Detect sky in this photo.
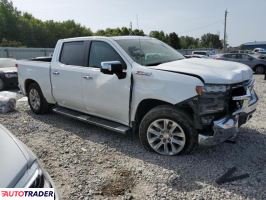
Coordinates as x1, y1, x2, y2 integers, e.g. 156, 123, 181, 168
11, 0, 266, 47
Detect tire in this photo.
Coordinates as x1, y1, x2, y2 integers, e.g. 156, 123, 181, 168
0, 78, 4, 90
139, 105, 197, 156
27, 83, 52, 114
255, 65, 265, 74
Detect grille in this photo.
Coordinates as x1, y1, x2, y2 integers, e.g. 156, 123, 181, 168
29, 170, 45, 188
29, 171, 45, 188
228, 80, 251, 113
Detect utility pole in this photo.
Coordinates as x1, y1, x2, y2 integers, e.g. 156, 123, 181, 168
129, 21, 132, 31
223, 9, 228, 52
129, 21, 133, 35
136, 15, 139, 30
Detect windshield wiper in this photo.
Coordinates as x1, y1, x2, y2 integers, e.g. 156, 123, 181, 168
145, 58, 184, 66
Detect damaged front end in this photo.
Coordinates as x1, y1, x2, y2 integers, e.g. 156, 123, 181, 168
187, 78, 258, 146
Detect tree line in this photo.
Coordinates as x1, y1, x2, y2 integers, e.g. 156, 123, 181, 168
0, 0, 223, 49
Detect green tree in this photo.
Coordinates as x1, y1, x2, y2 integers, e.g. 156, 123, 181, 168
0, 0, 93, 47
200, 33, 222, 49
149, 31, 168, 43
179, 36, 200, 49
167, 32, 180, 49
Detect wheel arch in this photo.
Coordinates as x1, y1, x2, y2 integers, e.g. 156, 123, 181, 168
133, 98, 196, 132
24, 79, 39, 95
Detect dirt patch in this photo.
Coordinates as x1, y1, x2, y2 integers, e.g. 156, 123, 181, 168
100, 169, 135, 196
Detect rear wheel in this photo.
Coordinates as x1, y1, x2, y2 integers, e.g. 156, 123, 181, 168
27, 83, 52, 114
0, 78, 4, 90
255, 65, 265, 74
139, 105, 197, 156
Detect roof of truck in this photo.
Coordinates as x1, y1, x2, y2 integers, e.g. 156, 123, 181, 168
60, 35, 152, 42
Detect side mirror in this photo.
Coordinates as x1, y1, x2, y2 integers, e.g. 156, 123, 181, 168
100, 61, 126, 79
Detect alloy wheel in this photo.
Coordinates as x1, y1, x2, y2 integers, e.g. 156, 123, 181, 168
29, 89, 41, 111
147, 119, 186, 155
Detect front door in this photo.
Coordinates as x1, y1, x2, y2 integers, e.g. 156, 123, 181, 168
82, 40, 131, 125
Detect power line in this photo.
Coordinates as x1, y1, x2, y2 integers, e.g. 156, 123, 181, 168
179, 19, 224, 34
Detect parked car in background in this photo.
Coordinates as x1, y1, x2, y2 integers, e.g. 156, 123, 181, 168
0, 58, 18, 90
215, 53, 266, 74
185, 54, 209, 59
253, 48, 266, 53
0, 124, 59, 198
192, 50, 210, 57
18, 36, 258, 156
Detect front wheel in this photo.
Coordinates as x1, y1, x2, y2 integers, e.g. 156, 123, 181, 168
139, 105, 197, 156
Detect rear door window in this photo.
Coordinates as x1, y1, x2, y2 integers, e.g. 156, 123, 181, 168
60, 41, 85, 66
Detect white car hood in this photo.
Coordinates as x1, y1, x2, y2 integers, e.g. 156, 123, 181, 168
152, 58, 253, 84
0, 67, 17, 73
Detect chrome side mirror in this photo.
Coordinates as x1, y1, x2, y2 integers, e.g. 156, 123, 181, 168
100, 61, 126, 79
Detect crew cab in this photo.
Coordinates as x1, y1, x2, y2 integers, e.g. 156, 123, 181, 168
18, 36, 258, 156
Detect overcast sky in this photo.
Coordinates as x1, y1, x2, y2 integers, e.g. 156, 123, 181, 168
11, 0, 266, 46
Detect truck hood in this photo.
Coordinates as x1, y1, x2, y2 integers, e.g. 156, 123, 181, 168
152, 58, 253, 84
0, 125, 36, 187
0, 67, 17, 73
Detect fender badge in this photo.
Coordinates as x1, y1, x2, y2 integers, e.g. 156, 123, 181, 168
135, 71, 152, 76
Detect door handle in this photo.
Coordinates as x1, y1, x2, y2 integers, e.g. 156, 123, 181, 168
53, 71, 60, 75
83, 75, 93, 80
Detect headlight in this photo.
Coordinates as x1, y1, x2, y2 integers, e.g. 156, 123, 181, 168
196, 84, 229, 95
204, 84, 228, 93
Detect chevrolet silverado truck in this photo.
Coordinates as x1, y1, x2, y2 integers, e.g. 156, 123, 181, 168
18, 36, 258, 156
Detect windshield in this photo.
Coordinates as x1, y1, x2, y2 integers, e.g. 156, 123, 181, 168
115, 38, 184, 66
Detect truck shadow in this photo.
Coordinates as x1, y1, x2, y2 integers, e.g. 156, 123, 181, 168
28, 111, 266, 199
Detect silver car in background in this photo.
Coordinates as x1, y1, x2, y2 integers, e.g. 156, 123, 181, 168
0, 124, 59, 198
215, 53, 266, 74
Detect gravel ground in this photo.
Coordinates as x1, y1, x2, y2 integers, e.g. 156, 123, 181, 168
1, 75, 266, 200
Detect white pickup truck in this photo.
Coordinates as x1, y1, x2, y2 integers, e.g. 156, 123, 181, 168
18, 36, 258, 156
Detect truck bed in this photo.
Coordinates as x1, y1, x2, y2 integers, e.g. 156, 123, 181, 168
17, 59, 54, 103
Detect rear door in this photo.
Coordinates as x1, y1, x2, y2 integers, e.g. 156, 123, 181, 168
51, 41, 89, 111
82, 40, 131, 125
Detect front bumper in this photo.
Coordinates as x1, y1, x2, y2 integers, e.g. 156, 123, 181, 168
198, 82, 258, 146
15, 161, 60, 199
